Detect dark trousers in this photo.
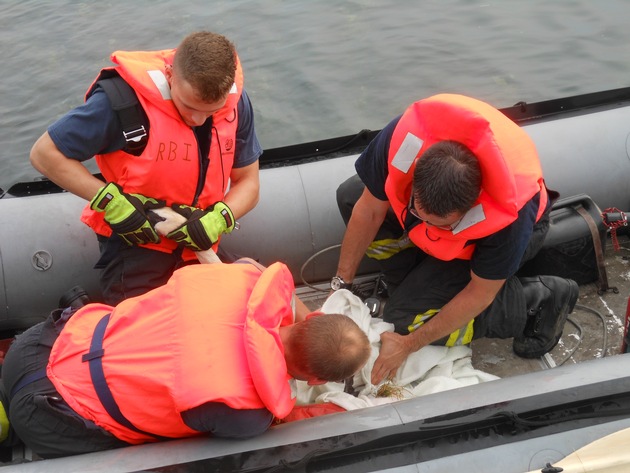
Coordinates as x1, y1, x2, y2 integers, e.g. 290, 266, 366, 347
0, 310, 127, 459
95, 235, 187, 306
96, 235, 240, 306
336, 175, 551, 341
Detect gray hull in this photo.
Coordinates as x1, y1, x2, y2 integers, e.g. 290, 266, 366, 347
2, 354, 630, 472
2, 89, 630, 330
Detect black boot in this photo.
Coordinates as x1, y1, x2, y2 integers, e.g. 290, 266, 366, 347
58, 285, 90, 310
513, 276, 579, 359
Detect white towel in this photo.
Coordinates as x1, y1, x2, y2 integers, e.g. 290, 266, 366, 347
295, 290, 499, 410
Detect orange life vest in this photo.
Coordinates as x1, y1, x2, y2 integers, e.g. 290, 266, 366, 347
80, 49, 244, 257
46, 262, 296, 444
384, 94, 548, 261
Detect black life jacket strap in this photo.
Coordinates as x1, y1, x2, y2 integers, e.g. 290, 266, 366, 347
82, 313, 168, 441
97, 76, 149, 156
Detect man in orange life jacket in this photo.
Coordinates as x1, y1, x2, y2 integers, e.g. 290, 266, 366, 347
0, 259, 371, 458
30, 31, 262, 305
333, 94, 579, 385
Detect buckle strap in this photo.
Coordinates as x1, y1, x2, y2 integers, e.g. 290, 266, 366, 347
575, 205, 614, 294
83, 313, 167, 441
97, 75, 149, 155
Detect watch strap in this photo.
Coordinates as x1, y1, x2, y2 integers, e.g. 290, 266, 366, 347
331, 276, 352, 291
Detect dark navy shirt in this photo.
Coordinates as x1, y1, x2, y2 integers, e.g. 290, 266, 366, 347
181, 402, 273, 438
48, 87, 262, 167
355, 115, 543, 280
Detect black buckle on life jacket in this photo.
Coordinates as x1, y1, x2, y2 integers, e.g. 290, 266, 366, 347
96, 74, 150, 156
123, 126, 148, 144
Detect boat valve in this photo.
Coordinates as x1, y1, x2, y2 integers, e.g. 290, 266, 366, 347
601, 208, 627, 226
601, 207, 628, 252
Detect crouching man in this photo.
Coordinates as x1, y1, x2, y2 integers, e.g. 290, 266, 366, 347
0, 260, 370, 458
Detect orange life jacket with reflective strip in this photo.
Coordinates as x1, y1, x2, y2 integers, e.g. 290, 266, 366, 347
46, 262, 296, 444
385, 94, 548, 261
80, 49, 244, 257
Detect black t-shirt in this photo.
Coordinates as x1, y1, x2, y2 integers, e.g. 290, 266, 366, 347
355, 115, 544, 280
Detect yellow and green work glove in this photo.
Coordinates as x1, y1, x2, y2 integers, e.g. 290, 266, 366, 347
167, 202, 235, 251
90, 182, 165, 246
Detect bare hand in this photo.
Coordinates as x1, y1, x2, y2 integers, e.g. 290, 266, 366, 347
371, 331, 412, 385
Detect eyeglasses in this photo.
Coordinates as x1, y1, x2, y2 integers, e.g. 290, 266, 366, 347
408, 203, 421, 220
408, 195, 462, 231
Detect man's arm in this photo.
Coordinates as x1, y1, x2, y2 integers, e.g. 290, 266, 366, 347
30, 131, 105, 201
336, 187, 391, 283
235, 257, 311, 323
223, 160, 260, 220
371, 273, 505, 384
294, 296, 312, 323
181, 402, 273, 439
29, 89, 124, 202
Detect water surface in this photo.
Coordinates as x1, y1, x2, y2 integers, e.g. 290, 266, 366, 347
1, 0, 629, 191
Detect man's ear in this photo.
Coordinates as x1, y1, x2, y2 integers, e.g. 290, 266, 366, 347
305, 311, 324, 320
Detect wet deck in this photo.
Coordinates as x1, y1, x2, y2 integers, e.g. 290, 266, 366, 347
297, 232, 630, 379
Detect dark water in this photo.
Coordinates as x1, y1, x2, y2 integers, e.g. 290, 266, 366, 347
2, 0, 630, 192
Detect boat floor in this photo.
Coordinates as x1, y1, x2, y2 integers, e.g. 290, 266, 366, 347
297, 232, 630, 378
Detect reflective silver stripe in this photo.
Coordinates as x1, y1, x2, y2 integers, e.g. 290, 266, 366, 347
147, 70, 171, 100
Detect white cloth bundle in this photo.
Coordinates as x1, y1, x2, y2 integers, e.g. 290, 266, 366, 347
295, 289, 499, 410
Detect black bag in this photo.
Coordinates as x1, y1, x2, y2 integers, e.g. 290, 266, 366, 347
518, 194, 608, 288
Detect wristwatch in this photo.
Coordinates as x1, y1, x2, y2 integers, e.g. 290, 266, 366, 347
330, 276, 352, 291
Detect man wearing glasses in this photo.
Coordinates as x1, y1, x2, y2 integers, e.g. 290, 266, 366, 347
333, 94, 579, 385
